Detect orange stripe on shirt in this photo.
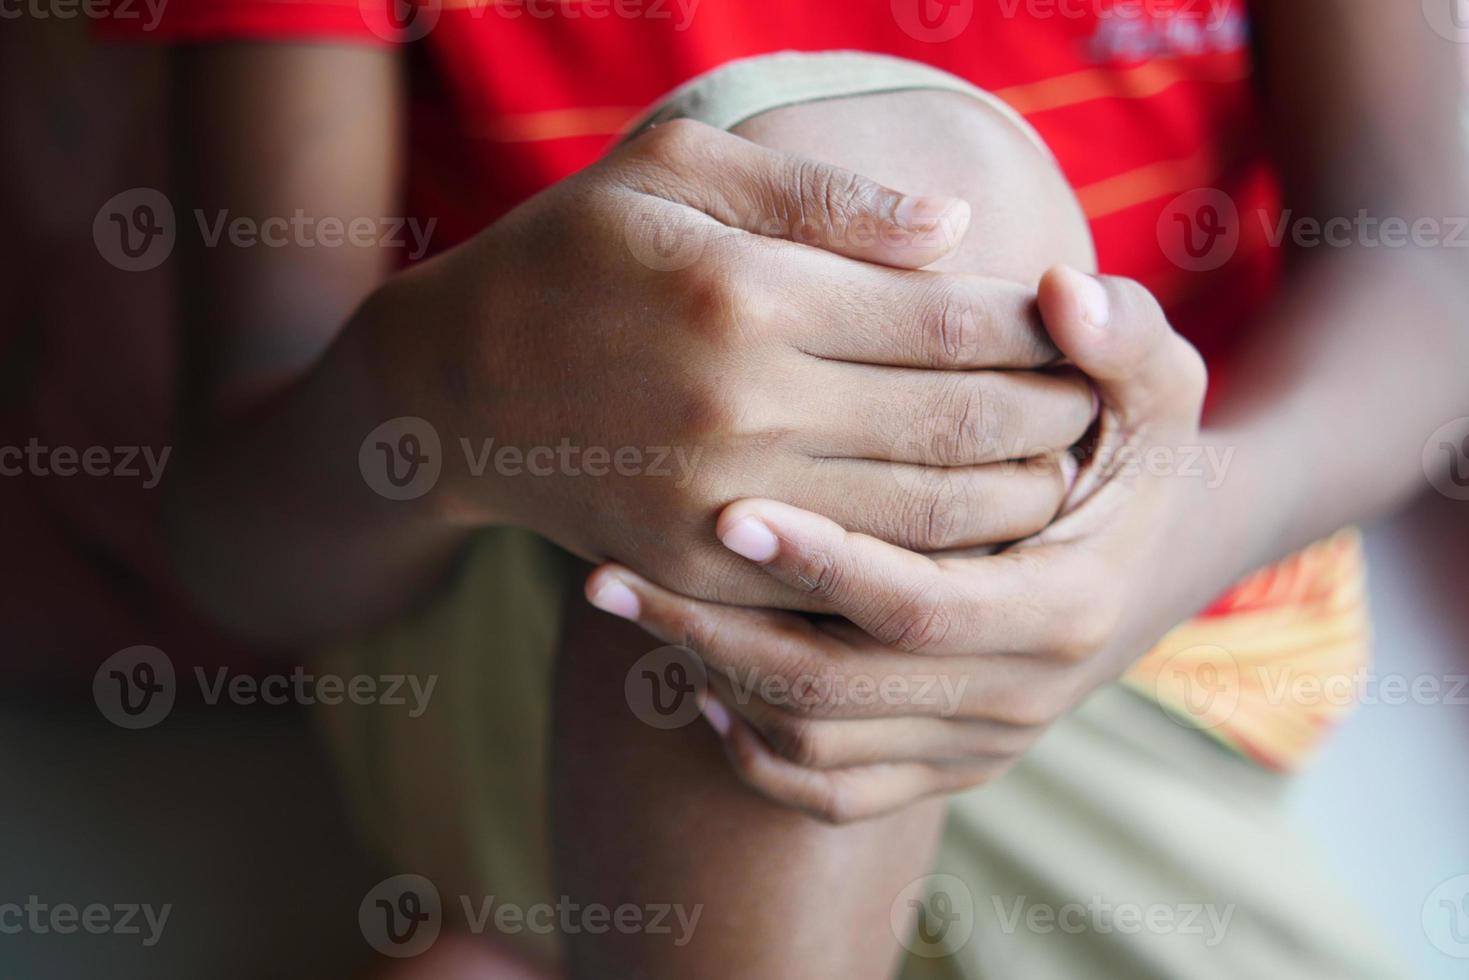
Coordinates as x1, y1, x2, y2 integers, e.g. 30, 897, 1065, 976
468, 56, 1252, 145
995, 55, 1251, 116
471, 106, 644, 143
1077, 148, 1223, 219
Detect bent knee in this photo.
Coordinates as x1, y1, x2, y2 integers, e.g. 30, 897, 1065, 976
732, 85, 1094, 280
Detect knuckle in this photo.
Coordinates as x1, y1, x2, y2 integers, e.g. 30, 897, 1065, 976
789, 545, 845, 602
800, 161, 871, 239
678, 259, 745, 331
908, 475, 974, 551
923, 279, 982, 366
811, 778, 865, 826
681, 384, 743, 441
775, 654, 843, 716
873, 589, 951, 654
974, 724, 1035, 760
633, 117, 712, 166
926, 378, 989, 466
1172, 337, 1209, 408
994, 688, 1065, 728
1052, 603, 1116, 663
675, 609, 718, 656
762, 716, 826, 767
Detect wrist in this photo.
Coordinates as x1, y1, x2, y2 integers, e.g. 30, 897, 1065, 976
348, 273, 511, 532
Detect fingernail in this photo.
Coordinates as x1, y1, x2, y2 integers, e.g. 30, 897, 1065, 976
894, 195, 966, 232
701, 696, 732, 737
589, 577, 640, 621
1060, 450, 1080, 492
1071, 269, 1111, 331
719, 516, 780, 563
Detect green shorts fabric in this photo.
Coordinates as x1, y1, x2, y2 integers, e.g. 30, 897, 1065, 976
315, 52, 1410, 978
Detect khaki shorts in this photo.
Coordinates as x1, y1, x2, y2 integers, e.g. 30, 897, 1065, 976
317, 53, 1408, 979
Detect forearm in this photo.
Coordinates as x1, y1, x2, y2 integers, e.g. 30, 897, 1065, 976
1192, 242, 1469, 591
165, 275, 476, 647
1198, 0, 1469, 583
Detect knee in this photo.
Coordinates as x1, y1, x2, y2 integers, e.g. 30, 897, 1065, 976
731, 86, 1095, 281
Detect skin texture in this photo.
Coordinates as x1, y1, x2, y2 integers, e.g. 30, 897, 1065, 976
165, 51, 1097, 648
552, 89, 1101, 979
581, 0, 1469, 822
162, 1, 1469, 975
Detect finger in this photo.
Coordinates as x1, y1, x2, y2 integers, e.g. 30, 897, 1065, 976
716, 499, 1080, 655
791, 454, 1075, 552
589, 563, 992, 720
585, 563, 845, 680
1037, 265, 1207, 425
807, 363, 1095, 466
725, 696, 1039, 769
793, 268, 1061, 369
620, 118, 970, 268
712, 704, 994, 823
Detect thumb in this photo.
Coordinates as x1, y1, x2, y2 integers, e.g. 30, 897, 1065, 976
1036, 265, 1207, 425
623, 119, 971, 269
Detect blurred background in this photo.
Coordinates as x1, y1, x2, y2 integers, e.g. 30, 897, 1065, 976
2, 13, 1468, 980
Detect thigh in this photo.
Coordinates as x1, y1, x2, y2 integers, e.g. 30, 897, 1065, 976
900, 686, 1412, 980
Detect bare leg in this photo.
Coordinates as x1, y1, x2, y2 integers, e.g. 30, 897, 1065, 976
553, 84, 1093, 980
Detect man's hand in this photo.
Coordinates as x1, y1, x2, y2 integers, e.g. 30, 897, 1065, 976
378, 120, 1096, 609
585, 267, 1214, 822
